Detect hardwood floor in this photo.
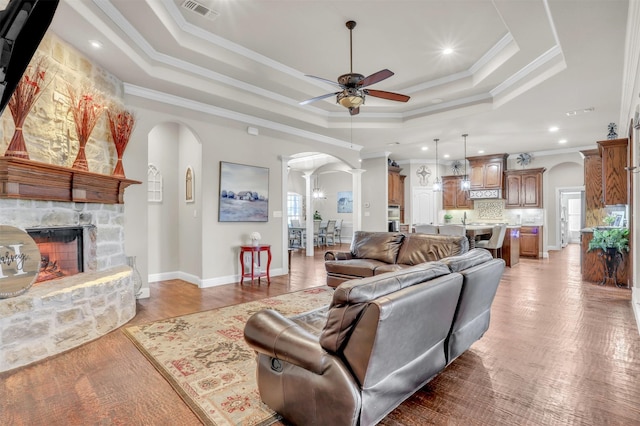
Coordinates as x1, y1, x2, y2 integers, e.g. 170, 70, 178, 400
2, 244, 639, 425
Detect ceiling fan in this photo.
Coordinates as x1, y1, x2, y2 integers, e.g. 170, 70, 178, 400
299, 20, 410, 116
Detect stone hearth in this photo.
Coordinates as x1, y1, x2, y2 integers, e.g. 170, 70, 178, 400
0, 198, 136, 372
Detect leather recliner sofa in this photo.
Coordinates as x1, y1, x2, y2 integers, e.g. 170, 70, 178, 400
324, 230, 469, 288
244, 249, 505, 426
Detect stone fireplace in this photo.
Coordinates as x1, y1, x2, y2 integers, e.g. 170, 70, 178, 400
0, 158, 140, 373
28, 226, 85, 283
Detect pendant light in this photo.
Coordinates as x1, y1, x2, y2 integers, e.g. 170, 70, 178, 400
312, 175, 325, 199
433, 138, 442, 192
460, 133, 470, 190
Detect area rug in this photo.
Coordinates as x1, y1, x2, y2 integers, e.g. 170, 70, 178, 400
123, 287, 333, 426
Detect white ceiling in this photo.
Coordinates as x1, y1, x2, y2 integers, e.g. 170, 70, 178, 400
48, 0, 629, 164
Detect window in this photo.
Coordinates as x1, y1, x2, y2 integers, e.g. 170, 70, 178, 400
287, 192, 302, 224
148, 164, 163, 202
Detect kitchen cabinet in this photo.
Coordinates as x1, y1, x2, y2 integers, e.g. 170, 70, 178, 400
442, 175, 473, 210
597, 138, 628, 206
388, 166, 406, 222
501, 226, 520, 267
468, 154, 507, 190
520, 226, 542, 258
580, 149, 605, 228
504, 168, 545, 208
581, 229, 628, 285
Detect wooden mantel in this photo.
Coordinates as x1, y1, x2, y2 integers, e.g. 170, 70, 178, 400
0, 157, 141, 204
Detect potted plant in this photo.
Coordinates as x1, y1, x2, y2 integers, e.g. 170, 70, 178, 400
444, 213, 453, 224
313, 210, 322, 220
588, 227, 629, 286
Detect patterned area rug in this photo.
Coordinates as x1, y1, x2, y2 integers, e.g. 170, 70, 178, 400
123, 287, 334, 426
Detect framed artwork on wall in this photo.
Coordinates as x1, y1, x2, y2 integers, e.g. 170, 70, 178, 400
219, 161, 269, 222
185, 166, 194, 203
337, 191, 353, 213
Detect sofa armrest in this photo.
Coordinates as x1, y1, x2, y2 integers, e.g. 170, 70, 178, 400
244, 309, 330, 375
324, 251, 353, 261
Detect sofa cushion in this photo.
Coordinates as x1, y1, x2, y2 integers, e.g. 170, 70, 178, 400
320, 262, 451, 353
324, 259, 388, 278
371, 263, 405, 274
440, 248, 493, 272
350, 231, 405, 264
396, 234, 469, 266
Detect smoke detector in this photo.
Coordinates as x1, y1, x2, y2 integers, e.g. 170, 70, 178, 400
181, 0, 219, 21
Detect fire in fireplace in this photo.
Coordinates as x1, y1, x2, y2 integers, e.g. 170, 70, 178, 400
26, 227, 84, 283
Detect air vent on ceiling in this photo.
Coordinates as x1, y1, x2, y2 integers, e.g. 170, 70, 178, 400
181, 0, 219, 21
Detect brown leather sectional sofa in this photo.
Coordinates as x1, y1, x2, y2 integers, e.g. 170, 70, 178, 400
324, 231, 469, 287
244, 249, 505, 425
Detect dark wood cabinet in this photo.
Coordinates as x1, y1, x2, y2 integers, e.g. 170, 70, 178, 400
520, 226, 542, 258
504, 168, 545, 208
580, 149, 605, 228
388, 166, 405, 222
442, 175, 473, 210
581, 230, 628, 285
468, 154, 507, 190
501, 227, 520, 267
597, 138, 628, 206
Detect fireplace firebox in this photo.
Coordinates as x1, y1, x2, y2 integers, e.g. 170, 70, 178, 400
27, 227, 84, 283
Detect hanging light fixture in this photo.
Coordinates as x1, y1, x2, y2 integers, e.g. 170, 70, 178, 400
460, 133, 470, 190
433, 138, 442, 192
312, 175, 325, 199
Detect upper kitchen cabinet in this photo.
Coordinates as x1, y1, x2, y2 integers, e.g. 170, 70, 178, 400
388, 165, 404, 205
504, 168, 546, 208
442, 175, 473, 210
597, 138, 628, 205
580, 148, 605, 227
468, 154, 507, 189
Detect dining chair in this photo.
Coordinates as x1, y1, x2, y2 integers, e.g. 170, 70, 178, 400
320, 220, 337, 246
438, 224, 466, 236
334, 219, 343, 244
476, 224, 507, 258
414, 224, 438, 235
313, 220, 321, 246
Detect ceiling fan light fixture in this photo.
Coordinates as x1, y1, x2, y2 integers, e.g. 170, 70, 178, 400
337, 90, 364, 109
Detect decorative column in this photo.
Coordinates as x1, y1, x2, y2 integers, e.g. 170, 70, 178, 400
303, 172, 314, 256
350, 168, 365, 234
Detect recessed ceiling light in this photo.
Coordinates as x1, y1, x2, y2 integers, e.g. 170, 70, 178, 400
421, 146, 428, 151
559, 139, 567, 144
387, 141, 400, 146
478, 150, 485, 154
431, 98, 443, 104
549, 126, 559, 132
443, 48, 453, 55
89, 40, 103, 49
444, 154, 450, 158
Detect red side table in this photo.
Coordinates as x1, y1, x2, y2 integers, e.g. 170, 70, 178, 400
239, 244, 271, 285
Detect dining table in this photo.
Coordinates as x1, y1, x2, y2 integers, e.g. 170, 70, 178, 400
288, 222, 328, 248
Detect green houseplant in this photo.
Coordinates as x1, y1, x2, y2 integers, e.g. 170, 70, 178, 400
588, 227, 629, 286
443, 213, 453, 223
588, 227, 629, 253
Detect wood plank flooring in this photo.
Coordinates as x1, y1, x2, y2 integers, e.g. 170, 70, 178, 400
1, 244, 639, 425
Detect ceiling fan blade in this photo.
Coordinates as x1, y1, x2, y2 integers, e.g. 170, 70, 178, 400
366, 89, 410, 103
299, 92, 339, 106
359, 69, 394, 88
349, 107, 360, 116
305, 75, 343, 88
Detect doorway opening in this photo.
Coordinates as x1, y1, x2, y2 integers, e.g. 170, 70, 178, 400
558, 188, 584, 247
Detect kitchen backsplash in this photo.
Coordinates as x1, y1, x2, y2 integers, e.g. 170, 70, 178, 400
443, 200, 544, 226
